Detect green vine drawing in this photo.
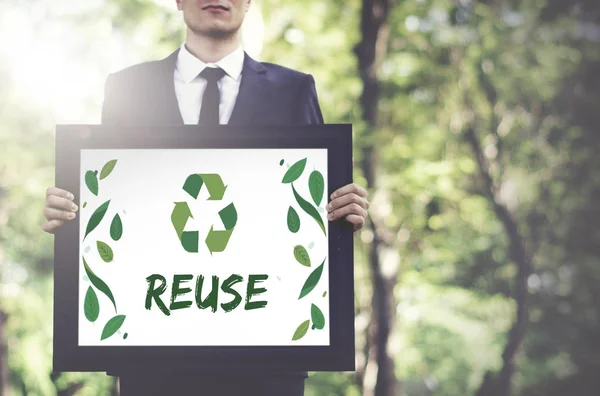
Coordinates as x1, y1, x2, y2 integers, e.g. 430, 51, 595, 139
82, 158, 127, 341
282, 157, 328, 341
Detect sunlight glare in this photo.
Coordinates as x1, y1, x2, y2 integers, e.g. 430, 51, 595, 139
1, 1, 266, 124
0, 9, 104, 123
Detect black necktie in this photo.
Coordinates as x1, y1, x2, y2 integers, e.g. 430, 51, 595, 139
198, 67, 226, 125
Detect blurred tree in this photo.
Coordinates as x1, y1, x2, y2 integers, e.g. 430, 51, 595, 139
354, 0, 399, 395
0, 310, 7, 395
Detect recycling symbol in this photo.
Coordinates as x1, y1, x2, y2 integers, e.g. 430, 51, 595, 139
170, 173, 237, 254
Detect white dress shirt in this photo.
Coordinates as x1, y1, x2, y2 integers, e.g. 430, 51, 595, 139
174, 44, 245, 125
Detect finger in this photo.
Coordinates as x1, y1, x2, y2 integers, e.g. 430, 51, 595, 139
330, 183, 367, 200
46, 194, 78, 212
42, 219, 64, 234
326, 193, 369, 212
46, 187, 75, 200
345, 214, 365, 231
327, 203, 368, 221
44, 207, 77, 222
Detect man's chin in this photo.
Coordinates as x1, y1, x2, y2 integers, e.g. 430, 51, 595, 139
189, 23, 239, 40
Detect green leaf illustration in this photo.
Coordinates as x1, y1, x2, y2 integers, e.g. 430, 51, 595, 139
311, 304, 325, 330
97, 241, 114, 262
299, 258, 325, 299
84, 286, 99, 323
308, 171, 325, 206
84, 200, 110, 240
85, 170, 98, 196
110, 214, 123, 241
100, 159, 118, 180
101, 315, 126, 340
294, 245, 311, 267
282, 158, 307, 184
83, 256, 117, 312
292, 319, 310, 341
287, 206, 300, 233
292, 184, 326, 236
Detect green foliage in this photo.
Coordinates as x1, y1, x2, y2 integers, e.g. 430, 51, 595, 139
1, 0, 598, 395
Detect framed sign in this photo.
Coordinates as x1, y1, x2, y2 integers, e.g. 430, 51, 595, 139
53, 125, 354, 373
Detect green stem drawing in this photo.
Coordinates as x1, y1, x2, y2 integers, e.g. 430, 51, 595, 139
292, 184, 326, 236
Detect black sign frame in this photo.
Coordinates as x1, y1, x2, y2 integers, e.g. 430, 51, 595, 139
53, 124, 355, 373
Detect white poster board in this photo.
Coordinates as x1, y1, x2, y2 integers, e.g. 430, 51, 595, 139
77, 149, 330, 347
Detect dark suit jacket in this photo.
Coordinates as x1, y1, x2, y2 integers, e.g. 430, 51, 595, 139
101, 49, 322, 382
101, 48, 324, 126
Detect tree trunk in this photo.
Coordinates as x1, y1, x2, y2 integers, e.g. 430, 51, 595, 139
450, 43, 533, 395
51, 372, 85, 396
57, 383, 84, 396
111, 377, 120, 396
0, 182, 8, 396
0, 309, 8, 396
355, 1, 398, 396
466, 123, 533, 396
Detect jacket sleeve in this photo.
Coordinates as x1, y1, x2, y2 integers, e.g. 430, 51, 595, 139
294, 74, 325, 125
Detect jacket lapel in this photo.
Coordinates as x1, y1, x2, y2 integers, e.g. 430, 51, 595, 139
228, 53, 267, 125
158, 49, 184, 125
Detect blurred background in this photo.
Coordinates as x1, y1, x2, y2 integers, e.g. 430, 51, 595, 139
1, 0, 599, 395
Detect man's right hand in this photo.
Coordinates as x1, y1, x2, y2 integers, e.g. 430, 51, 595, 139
42, 187, 78, 234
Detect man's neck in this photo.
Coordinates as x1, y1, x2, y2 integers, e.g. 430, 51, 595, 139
185, 29, 242, 63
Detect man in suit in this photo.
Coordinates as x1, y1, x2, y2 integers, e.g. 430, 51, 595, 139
43, 0, 369, 394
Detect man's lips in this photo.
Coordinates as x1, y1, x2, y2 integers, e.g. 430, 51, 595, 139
202, 4, 229, 11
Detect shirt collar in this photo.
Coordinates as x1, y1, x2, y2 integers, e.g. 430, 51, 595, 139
176, 43, 245, 83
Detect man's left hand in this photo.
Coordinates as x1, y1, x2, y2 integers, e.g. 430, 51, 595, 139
326, 183, 369, 231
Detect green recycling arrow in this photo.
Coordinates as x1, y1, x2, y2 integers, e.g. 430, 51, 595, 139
171, 202, 198, 252
183, 173, 228, 200
205, 203, 237, 254
171, 202, 193, 238
172, 174, 237, 254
